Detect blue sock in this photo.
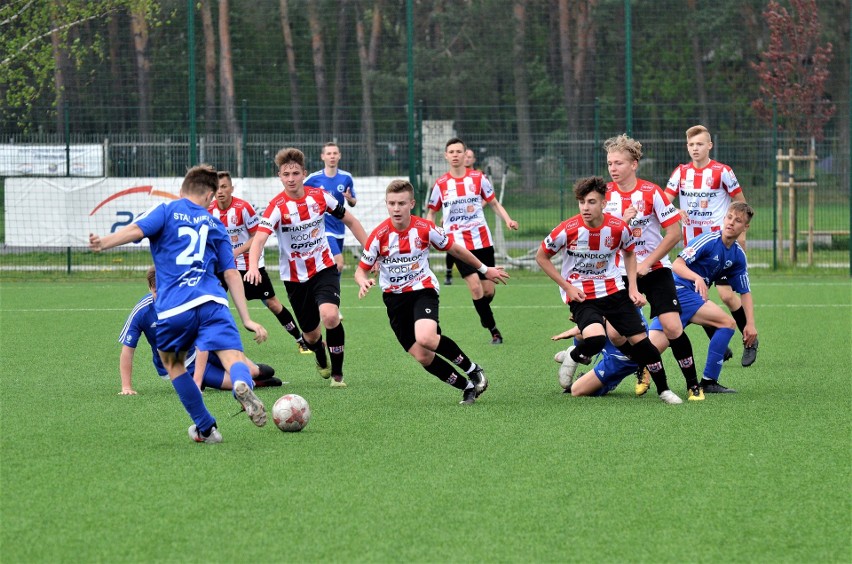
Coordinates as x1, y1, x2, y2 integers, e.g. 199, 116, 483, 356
704, 327, 735, 381
171, 373, 216, 432
230, 361, 252, 397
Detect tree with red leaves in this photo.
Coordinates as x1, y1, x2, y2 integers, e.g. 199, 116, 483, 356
751, 0, 835, 140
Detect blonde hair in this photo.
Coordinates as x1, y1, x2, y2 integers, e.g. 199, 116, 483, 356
729, 202, 754, 224
686, 125, 711, 142
386, 179, 414, 196
146, 266, 156, 291
603, 134, 643, 162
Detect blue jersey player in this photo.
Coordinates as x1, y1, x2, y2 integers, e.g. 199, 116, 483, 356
90, 164, 269, 444
118, 266, 281, 395
648, 202, 758, 394
303, 142, 357, 273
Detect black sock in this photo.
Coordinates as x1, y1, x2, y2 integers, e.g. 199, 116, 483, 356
615, 341, 635, 359
326, 323, 345, 377
630, 338, 670, 393
306, 335, 328, 368
473, 296, 497, 331
572, 335, 606, 363
668, 333, 699, 388
274, 307, 303, 341
730, 307, 747, 333
434, 335, 473, 372
704, 325, 717, 340
423, 357, 468, 390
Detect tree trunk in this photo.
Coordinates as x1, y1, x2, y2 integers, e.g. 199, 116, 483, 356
331, 0, 350, 137
130, 2, 151, 136
107, 11, 123, 126
200, 0, 217, 132
49, 5, 67, 135
355, 0, 380, 175
687, 0, 709, 125
574, 1, 597, 118
307, 0, 330, 138
512, 1, 535, 192
558, 0, 577, 132
218, 0, 239, 142
278, 0, 302, 134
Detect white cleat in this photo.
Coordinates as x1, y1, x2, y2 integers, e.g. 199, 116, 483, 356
658, 390, 684, 405
234, 381, 267, 427
558, 346, 579, 390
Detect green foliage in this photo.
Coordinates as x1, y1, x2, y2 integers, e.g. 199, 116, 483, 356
1, 274, 850, 561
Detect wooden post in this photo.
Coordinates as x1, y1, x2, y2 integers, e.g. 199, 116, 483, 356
807, 142, 816, 266
788, 148, 796, 264
776, 149, 784, 265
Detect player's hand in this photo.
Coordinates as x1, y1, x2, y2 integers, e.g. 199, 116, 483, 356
742, 325, 758, 347
551, 327, 579, 341
637, 263, 651, 277
486, 266, 510, 285
629, 288, 647, 307
245, 321, 268, 344
506, 219, 519, 230
244, 268, 261, 285
89, 233, 103, 252
693, 278, 708, 301
679, 209, 688, 222
118, 388, 137, 395
358, 278, 375, 299
622, 206, 638, 223
566, 286, 585, 303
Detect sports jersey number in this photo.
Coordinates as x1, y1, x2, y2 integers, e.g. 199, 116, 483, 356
176, 225, 209, 265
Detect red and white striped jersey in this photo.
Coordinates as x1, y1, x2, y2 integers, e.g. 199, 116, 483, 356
358, 216, 452, 294
257, 187, 340, 282
604, 179, 680, 273
666, 160, 742, 244
541, 213, 635, 302
208, 196, 262, 270
427, 170, 495, 250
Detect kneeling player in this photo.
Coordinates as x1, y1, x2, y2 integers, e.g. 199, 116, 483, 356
355, 179, 510, 404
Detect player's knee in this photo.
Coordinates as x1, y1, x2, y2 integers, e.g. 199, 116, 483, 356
722, 317, 736, 330
582, 335, 607, 355
414, 333, 439, 351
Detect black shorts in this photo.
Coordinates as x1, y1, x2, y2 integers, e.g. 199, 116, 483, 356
455, 246, 495, 280
623, 268, 682, 318
569, 290, 647, 339
283, 267, 341, 333
218, 268, 277, 301
714, 275, 730, 287
382, 289, 441, 352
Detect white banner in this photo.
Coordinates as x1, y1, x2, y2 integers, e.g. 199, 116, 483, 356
0, 145, 104, 176
4, 176, 401, 248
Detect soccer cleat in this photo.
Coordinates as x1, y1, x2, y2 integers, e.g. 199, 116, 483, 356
234, 381, 267, 427
188, 424, 222, 444
256, 363, 276, 378
330, 376, 347, 388
468, 365, 489, 398
316, 362, 332, 380
297, 339, 312, 355
444, 277, 453, 285
558, 346, 579, 390
253, 376, 283, 388
658, 390, 684, 405
634, 367, 651, 396
688, 385, 705, 401
490, 333, 503, 345
459, 386, 477, 405
741, 338, 759, 367
701, 379, 737, 393
723, 347, 733, 362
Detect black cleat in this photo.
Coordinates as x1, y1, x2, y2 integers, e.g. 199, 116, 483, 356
723, 347, 733, 362
701, 379, 737, 393
444, 277, 453, 285
253, 376, 283, 388
256, 363, 276, 379
468, 365, 489, 398
460, 387, 477, 405
741, 338, 759, 367
490, 333, 503, 345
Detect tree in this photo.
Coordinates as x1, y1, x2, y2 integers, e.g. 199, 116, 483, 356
558, 0, 598, 132
307, 0, 330, 138
355, 0, 382, 175
129, 0, 151, 135
218, 0, 239, 141
751, 0, 835, 140
331, 0, 350, 137
512, 0, 535, 191
199, 0, 218, 132
278, 0, 303, 134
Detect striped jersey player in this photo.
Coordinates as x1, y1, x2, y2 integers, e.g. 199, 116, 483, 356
356, 179, 509, 405
535, 176, 683, 405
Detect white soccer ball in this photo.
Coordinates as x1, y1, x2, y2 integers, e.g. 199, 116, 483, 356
272, 394, 311, 432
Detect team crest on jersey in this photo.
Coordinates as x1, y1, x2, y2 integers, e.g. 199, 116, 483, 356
605, 236, 615, 247
705, 175, 713, 187
311, 203, 321, 214
414, 237, 428, 250
632, 227, 642, 238
634, 200, 646, 213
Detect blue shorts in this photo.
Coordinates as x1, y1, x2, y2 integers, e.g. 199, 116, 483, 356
649, 286, 704, 331
156, 300, 244, 354
327, 236, 344, 256
591, 346, 638, 396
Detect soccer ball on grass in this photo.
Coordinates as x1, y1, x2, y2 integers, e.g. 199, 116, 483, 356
272, 394, 311, 432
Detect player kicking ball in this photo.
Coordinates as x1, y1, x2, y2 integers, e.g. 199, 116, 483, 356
355, 179, 510, 404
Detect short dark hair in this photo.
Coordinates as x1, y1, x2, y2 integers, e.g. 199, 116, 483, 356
217, 170, 232, 181
729, 201, 754, 224
146, 265, 156, 290
573, 176, 607, 200
182, 164, 218, 196
274, 147, 305, 169
445, 137, 466, 150
386, 179, 414, 196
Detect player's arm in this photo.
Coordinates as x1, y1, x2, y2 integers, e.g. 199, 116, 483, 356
486, 198, 519, 230
89, 224, 144, 252
233, 233, 255, 257
245, 230, 271, 284
671, 256, 708, 301
222, 268, 268, 344
118, 345, 138, 395
341, 211, 368, 247
623, 249, 645, 307
739, 291, 757, 347
343, 183, 357, 206
551, 326, 581, 341
354, 264, 375, 299
447, 242, 510, 284
535, 247, 585, 302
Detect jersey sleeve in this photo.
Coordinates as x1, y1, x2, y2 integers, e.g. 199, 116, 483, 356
654, 189, 681, 229
541, 222, 567, 256
118, 310, 144, 348
665, 167, 681, 199
427, 184, 442, 211
258, 202, 280, 235
480, 175, 496, 202
679, 233, 710, 265
358, 230, 380, 270
429, 223, 452, 251
721, 167, 742, 197
619, 223, 636, 252
323, 191, 346, 219
727, 246, 751, 293
134, 203, 167, 239
346, 176, 356, 198
243, 203, 259, 234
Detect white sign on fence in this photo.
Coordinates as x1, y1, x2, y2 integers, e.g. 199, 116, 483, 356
0, 145, 104, 177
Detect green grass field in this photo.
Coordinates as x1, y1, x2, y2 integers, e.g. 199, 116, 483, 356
1, 272, 850, 562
